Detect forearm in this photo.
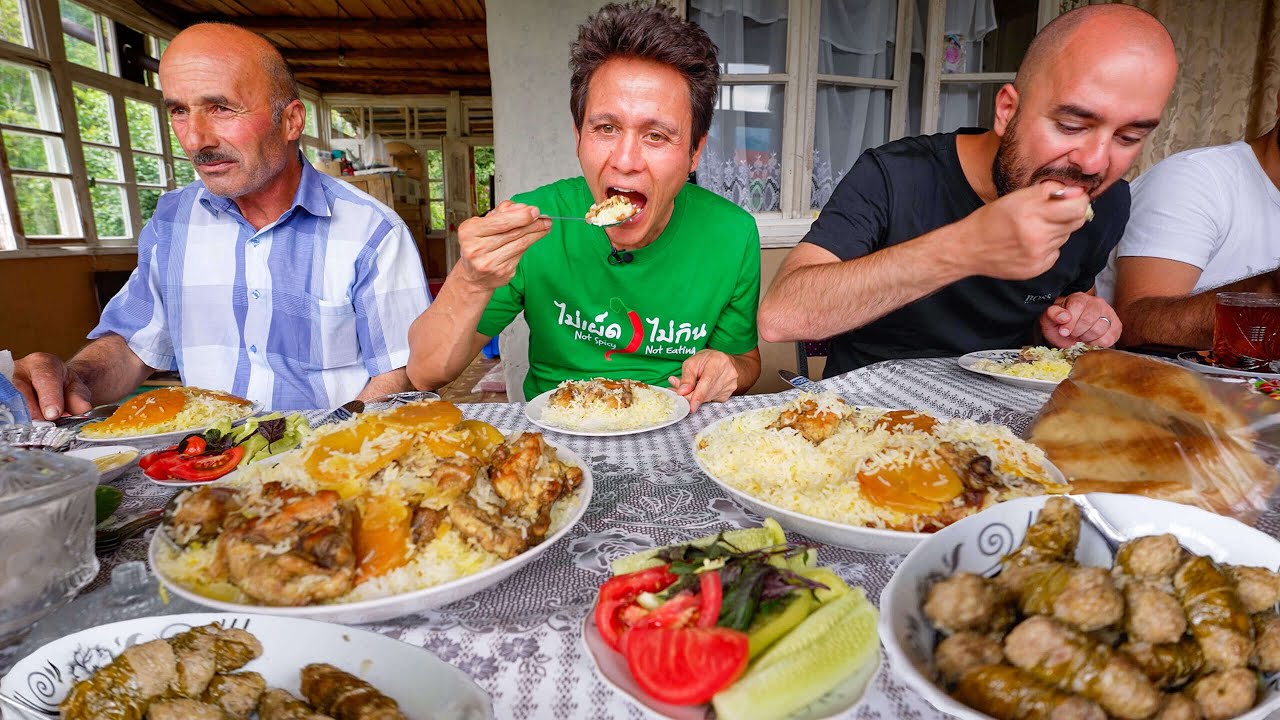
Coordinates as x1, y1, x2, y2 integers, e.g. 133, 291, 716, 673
760, 225, 974, 342
67, 335, 154, 403
729, 349, 761, 394
1117, 272, 1279, 348
356, 368, 411, 401
406, 280, 493, 390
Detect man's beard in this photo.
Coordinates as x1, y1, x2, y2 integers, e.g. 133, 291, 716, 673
992, 115, 1103, 197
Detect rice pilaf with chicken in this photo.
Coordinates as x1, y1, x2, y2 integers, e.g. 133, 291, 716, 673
694, 393, 1064, 532
540, 378, 675, 431
154, 399, 583, 606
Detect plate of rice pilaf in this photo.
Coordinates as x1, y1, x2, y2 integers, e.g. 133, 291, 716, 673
692, 393, 1066, 555
958, 343, 1098, 390
150, 399, 591, 624
78, 387, 258, 442
526, 378, 689, 436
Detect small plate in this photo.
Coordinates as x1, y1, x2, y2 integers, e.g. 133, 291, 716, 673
525, 385, 690, 436
65, 446, 139, 483
957, 350, 1061, 391
145, 453, 287, 488
76, 403, 261, 445
582, 610, 880, 720
0, 612, 492, 718
1176, 350, 1280, 380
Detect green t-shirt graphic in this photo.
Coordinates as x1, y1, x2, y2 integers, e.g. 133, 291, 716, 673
477, 177, 761, 399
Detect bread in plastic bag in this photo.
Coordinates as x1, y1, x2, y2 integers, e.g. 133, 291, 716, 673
1026, 349, 1280, 524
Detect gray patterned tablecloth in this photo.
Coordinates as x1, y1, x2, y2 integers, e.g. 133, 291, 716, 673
72, 358, 1280, 719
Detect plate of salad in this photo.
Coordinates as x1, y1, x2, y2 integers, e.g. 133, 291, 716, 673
139, 413, 311, 486
582, 519, 882, 720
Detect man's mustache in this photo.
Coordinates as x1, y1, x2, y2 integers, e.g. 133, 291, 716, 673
1030, 165, 1102, 195
192, 151, 237, 165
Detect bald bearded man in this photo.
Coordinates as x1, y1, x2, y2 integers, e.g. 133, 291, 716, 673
758, 5, 1178, 377
12, 23, 431, 414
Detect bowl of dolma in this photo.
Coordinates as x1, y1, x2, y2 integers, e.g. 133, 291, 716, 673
0, 613, 493, 719
880, 494, 1280, 720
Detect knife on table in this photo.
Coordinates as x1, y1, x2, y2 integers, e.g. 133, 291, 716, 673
778, 369, 826, 393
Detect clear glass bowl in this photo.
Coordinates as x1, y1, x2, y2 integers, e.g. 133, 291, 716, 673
0, 447, 99, 648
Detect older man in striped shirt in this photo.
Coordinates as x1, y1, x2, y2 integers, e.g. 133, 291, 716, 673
12, 24, 432, 415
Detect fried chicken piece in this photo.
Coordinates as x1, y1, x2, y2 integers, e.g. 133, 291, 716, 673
448, 496, 528, 559
410, 506, 446, 546
934, 632, 1004, 686
489, 432, 582, 523
301, 663, 406, 720
203, 672, 266, 719
548, 379, 634, 409
259, 689, 334, 720
420, 457, 480, 510
164, 486, 241, 546
935, 442, 1000, 490
219, 489, 357, 606
768, 398, 845, 444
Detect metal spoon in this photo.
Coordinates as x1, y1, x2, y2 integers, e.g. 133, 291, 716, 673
1068, 494, 1127, 554
53, 404, 119, 428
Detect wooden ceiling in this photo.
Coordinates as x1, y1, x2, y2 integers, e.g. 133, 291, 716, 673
143, 0, 490, 96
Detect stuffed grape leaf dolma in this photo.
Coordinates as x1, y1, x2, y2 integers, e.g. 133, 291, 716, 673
1174, 556, 1254, 671
953, 664, 1104, 720
60, 639, 177, 720
300, 663, 406, 720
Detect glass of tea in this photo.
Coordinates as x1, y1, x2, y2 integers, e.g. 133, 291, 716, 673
1212, 292, 1280, 367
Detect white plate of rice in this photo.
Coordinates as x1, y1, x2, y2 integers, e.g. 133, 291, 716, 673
526, 379, 689, 436
150, 440, 592, 625
692, 394, 1066, 555
78, 387, 259, 444
958, 345, 1096, 391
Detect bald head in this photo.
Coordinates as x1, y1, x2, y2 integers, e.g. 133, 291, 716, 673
163, 23, 298, 121
1015, 5, 1176, 99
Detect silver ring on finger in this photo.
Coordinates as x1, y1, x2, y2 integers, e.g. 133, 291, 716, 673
1098, 316, 1112, 326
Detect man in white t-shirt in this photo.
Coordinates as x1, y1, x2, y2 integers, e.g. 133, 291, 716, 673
1098, 99, 1280, 349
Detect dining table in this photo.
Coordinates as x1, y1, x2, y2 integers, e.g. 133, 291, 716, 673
22, 357, 1280, 720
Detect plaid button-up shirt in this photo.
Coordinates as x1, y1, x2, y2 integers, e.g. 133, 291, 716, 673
90, 158, 431, 411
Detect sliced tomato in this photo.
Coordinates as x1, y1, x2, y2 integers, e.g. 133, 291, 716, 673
630, 591, 698, 632
595, 565, 678, 651
139, 446, 179, 471
167, 445, 245, 482
142, 449, 185, 479
622, 627, 749, 705
696, 570, 722, 628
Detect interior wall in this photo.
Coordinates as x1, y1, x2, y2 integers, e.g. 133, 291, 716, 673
0, 253, 137, 359
752, 247, 824, 395
487, 0, 609, 401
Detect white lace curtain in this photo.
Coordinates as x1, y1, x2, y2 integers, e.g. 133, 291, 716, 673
691, 0, 997, 213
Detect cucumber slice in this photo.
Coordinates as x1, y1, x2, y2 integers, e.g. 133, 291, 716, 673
713, 589, 879, 720
747, 590, 813, 658
610, 519, 788, 576
796, 567, 850, 603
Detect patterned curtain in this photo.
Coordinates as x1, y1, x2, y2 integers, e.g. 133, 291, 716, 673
1107, 0, 1280, 175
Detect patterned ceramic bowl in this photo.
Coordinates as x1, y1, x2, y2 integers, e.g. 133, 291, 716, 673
879, 493, 1280, 720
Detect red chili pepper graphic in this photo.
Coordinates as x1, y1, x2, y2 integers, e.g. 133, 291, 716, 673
605, 298, 644, 361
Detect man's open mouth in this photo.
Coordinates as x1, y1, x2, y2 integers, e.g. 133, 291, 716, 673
607, 187, 648, 219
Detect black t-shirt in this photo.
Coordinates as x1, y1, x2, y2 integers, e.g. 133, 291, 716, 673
803, 128, 1129, 378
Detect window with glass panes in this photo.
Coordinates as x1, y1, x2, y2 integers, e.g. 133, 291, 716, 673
0, 0, 34, 49
74, 83, 130, 239
688, 0, 1059, 224
0, 61, 82, 243
426, 148, 444, 233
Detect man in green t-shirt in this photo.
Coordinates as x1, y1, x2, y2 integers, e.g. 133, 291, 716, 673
408, 2, 761, 411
